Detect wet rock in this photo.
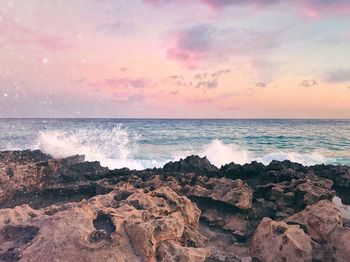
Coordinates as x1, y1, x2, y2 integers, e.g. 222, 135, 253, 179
310, 164, 350, 188
1, 149, 350, 261
163, 155, 219, 174
0, 151, 60, 205
58, 154, 85, 166
0, 150, 51, 164
220, 161, 265, 179
57, 161, 109, 182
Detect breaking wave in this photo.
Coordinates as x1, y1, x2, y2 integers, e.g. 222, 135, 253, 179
34, 127, 328, 170
198, 139, 327, 167
35, 125, 144, 170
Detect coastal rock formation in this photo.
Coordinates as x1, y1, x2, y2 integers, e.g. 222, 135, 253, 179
184, 178, 253, 210
0, 185, 203, 261
285, 200, 342, 242
250, 218, 313, 262
1, 150, 350, 261
163, 155, 218, 174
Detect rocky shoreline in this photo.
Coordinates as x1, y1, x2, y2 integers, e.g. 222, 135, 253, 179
0, 150, 349, 261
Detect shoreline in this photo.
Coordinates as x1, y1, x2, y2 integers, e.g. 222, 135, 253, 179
0, 150, 349, 261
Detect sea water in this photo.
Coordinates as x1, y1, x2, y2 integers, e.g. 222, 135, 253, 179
0, 119, 349, 170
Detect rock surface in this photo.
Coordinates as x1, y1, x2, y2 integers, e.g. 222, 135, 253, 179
250, 217, 313, 262
0, 150, 350, 261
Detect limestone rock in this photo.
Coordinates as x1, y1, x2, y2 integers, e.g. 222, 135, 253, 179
250, 217, 313, 262
285, 200, 342, 242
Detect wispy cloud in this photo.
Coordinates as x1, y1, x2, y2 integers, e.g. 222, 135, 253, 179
166, 24, 284, 68
90, 77, 151, 90
144, 0, 350, 16
325, 70, 350, 83
186, 98, 212, 104
196, 79, 218, 89
256, 82, 267, 88
95, 22, 135, 36
0, 15, 69, 50
165, 69, 230, 90
300, 79, 318, 87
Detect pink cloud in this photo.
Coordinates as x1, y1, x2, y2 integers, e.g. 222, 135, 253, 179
89, 77, 151, 90
186, 98, 212, 104
302, 0, 350, 18
165, 24, 214, 69
165, 23, 282, 69
0, 16, 69, 50
167, 47, 207, 69
219, 105, 239, 111
144, 0, 350, 16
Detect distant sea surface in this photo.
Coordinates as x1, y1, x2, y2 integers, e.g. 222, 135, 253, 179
0, 119, 349, 169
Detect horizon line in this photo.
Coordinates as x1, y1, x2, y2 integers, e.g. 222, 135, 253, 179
1, 117, 350, 120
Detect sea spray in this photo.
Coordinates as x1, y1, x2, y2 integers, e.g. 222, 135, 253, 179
35, 125, 144, 170
35, 128, 328, 169
0, 119, 337, 169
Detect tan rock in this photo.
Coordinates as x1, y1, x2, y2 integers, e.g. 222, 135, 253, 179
186, 178, 253, 210
250, 217, 312, 262
285, 200, 342, 242
329, 227, 350, 262
157, 241, 208, 262
0, 185, 204, 262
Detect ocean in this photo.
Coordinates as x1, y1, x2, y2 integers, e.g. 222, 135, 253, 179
0, 119, 349, 170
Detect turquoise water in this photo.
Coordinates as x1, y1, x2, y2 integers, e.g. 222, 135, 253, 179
0, 119, 349, 169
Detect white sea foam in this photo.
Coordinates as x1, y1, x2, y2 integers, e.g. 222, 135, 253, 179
35, 126, 144, 170
197, 139, 326, 167
199, 139, 250, 166
34, 128, 328, 170
255, 151, 327, 166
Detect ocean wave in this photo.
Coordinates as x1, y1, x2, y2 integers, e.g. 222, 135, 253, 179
197, 139, 327, 167
35, 126, 145, 170
33, 127, 328, 170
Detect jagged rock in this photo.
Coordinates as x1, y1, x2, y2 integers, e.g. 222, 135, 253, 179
56, 161, 109, 182
0, 150, 51, 163
0, 186, 204, 261
1, 149, 350, 261
163, 155, 218, 174
285, 200, 342, 242
157, 241, 208, 262
310, 164, 350, 204
201, 208, 250, 238
329, 227, 350, 262
0, 150, 109, 209
184, 178, 253, 210
310, 164, 350, 188
250, 217, 313, 262
0, 151, 60, 205
253, 177, 335, 218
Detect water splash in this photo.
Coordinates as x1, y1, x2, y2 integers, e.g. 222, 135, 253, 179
34, 127, 327, 169
198, 139, 326, 167
35, 125, 143, 169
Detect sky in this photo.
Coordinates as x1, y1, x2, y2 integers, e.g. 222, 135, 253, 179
0, 0, 350, 118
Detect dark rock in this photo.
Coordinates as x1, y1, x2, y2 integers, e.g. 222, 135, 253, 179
1, 149, 350, 261
57, 161, 109, 182
163, 155, 219, 174
58, 154, 85, 166
0, 149, 51, 163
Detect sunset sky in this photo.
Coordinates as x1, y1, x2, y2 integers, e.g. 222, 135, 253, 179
0, 0, 350, 118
